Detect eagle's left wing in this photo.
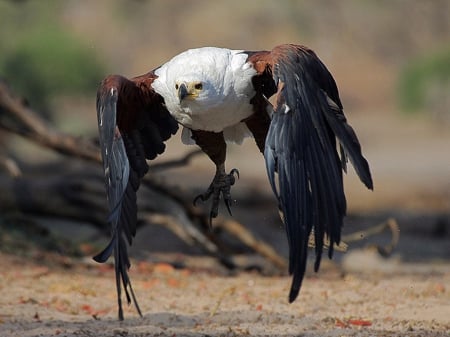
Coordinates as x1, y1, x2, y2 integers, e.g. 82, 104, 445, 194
247, 44, 373, 303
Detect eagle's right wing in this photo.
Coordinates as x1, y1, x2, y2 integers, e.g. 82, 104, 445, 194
94, 73, 178, 320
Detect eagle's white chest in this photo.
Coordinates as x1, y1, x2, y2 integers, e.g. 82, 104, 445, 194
152, 47, 257, 143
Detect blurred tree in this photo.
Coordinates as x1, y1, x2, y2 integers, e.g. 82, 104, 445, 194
0, 1, 106, 118
0, 26, 105, 117
398, 47, 450, 122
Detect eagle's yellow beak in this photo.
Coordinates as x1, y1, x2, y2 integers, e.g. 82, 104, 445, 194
177, 82, 202, 102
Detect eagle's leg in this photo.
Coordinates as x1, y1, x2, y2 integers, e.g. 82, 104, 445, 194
194, 164, 239, 218
190, 130, 238, 224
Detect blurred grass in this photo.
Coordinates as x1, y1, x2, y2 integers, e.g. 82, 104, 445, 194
398, 46, 450, 118
0, 1, 106, 117
1, 1, 449, 120
0, 1, 449, 133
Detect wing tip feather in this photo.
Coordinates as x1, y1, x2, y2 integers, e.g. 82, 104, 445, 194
288, 283, 301, 303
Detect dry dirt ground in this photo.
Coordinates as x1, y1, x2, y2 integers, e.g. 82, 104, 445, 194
0, 250, 449, 337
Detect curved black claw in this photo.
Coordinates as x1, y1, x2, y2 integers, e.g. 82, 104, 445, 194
193, 168, 240, 225
229, 168, 240, 180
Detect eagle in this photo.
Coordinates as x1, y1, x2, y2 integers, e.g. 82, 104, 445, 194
94, 44, 373, 320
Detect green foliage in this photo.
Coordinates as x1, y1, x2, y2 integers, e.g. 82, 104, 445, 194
0, 1, 106, 115
1, 27, 105, 112
398, 47, 450, 114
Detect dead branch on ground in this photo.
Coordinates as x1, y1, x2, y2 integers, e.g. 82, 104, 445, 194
0, 79, 288, 272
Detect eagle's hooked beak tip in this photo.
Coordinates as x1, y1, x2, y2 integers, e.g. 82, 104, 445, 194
178, 83, 188, 102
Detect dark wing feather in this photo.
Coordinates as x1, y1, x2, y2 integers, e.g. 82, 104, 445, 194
94, 74, 178, 320
260, 45, 372, 303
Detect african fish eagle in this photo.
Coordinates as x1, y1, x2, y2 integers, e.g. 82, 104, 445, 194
94, 44, 373, 320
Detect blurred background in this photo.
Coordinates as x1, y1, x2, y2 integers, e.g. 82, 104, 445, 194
0, 0, 449, 264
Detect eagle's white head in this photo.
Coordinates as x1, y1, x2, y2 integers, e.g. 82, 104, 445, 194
152, 47, 257, 133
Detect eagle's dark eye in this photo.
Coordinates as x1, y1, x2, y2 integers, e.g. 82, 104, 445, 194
195, 83, 203, 90
175, 84, 179, 90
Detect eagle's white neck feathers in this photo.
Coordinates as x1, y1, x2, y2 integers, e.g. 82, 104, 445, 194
152, 47, 257, 144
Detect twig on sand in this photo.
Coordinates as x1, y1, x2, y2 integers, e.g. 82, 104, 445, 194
209, 286, 236, 317
342, 217, 400, 257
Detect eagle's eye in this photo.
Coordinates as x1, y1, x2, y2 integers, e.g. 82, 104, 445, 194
194, 83, 203, 90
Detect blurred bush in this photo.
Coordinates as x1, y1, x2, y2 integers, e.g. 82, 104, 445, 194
398, 47, 450, 121
0, 1, 106, 118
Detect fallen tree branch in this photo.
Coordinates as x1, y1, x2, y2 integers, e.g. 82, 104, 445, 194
151, 149, 203, 171
143, 213, 236, 269
215, 218, 288, 270
0, 79, 101, 163
0, 155, 21, 177
342, 217, 400, 257
0, 80, 287, 271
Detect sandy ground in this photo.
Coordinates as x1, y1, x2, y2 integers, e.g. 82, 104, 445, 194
0, 251, 449, 337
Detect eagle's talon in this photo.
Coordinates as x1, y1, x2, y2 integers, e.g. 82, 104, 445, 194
193, 192, 210, 206
209, 210, 217, 226
224, 197, 233, 216
193, 168, 238, 221
230, 168, 240, 180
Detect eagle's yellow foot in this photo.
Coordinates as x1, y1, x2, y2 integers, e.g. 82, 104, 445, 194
194, 167, 239, 225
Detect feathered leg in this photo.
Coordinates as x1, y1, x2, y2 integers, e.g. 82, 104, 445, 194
190, 130, 238, 224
